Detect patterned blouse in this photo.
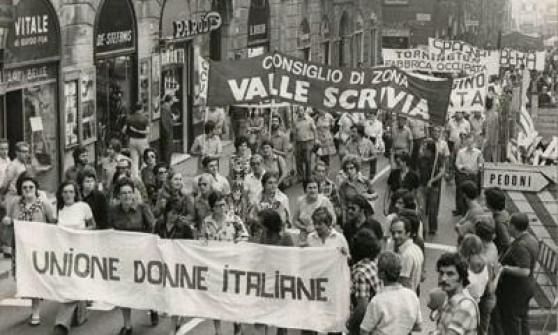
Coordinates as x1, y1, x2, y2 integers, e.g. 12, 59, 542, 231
202, 212, 249, 242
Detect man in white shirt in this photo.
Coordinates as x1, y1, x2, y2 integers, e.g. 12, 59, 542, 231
409, 118, 428, 170
243, 154, 266, 205
391, 218, 424, 293
194, 156, 230, 196
446, 111, 470, 179
454, 133, 483, 216
360, 251, 422, 335
364, 111, 383, 179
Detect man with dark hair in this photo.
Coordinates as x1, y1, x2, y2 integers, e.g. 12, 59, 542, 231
64, 146, 93, 182
294, 107, 317, 182
391, 218, 424, 292
343, 194, 382, 253
360, 251, 422, 335
110, 158, 148, 205
455, 180, 486, 242
78, 167, 108, 229
435, 252, 479, 335
344, 124, 376, 179
191, 120, 223, 173
391, 115, 413, 155
125, 102, 150, 177
484, 187, 511, 253
193, 156, 230, 196
492, 213, 539, 335
306, 206, 348, 249
267, 113, 290, 158
346, 230, 382, 334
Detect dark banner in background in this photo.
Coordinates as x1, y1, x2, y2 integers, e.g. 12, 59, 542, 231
207, 52, 453, 126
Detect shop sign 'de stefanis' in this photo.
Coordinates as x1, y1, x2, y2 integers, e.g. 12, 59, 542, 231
173, 11, 222, 40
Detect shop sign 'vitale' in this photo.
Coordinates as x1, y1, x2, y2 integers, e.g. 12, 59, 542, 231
173, 11, 222, 40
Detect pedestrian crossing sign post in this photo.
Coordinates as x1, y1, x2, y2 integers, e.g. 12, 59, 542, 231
482, 163, 557, 193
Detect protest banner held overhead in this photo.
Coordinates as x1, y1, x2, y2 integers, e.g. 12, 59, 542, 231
15, 221, 350, 333
427, 37, 500, 76
207, 51, 453, 126
448, 71, 488, 117
499, 49, 545, 71
382, 48, 487, 75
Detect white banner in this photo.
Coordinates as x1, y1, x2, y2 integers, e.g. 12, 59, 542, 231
448, 71, 488, 117
382, 48, 486, 75
15, 222, 350, 332
499, 49, 545, 71
427, 38, 500, 76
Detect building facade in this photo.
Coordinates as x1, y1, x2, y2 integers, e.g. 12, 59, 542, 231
0, 0, 382, 195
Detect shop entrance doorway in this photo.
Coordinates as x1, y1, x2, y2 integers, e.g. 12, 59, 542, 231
5, 90, 24, 158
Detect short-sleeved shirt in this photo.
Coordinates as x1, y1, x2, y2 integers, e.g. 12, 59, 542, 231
436, 139, 450, 158
253, 190, 291, 226
499, 231, 539, 297
437, 291, 478, 335
295, 194, 336, 232
7, 196, 55, 223
456, 147, 483, 174
397, 239, 424, 291
193, 173, 230, 196
493, 210, 511, 253
108, 202, 155, 232
306, 229, 349, 249
126, 113, 149, 138
364, 119, 383, 139
351, 258, 381, 302
409, 119, 427, 140
191, 134, 222, 170
58, 202, 93, 230
360, 284, 422, 335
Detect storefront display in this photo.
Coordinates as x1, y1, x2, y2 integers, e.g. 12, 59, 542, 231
160, 0, 223, 151
0, 0, 61, 194
94, 0, 137, 160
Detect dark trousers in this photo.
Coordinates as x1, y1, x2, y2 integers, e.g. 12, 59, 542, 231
455, 171, 479, 215
493, 286, 532, 335
160, 134, 173, 165
425, 183, 442, 233
369, 157, 377, 180
295, 140, 313, 182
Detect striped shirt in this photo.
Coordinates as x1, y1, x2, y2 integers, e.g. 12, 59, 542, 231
437, 290, 479, 335
397, 239, 424, 291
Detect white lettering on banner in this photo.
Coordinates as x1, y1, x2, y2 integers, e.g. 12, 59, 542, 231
15, 222, 350, 333
448, 72, 487, 117
427, 38, 500, 76
499, 49, 545, 71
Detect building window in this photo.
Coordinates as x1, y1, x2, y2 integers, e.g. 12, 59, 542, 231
354, 32, 364, 66
321, 41, 330, 64
370, 28, 378, 66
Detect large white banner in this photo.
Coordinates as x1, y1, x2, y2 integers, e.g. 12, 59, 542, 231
427, 38, 500, 76
382, 48, 486, 75
15, 222, 350, 332
448, 71, 488, 117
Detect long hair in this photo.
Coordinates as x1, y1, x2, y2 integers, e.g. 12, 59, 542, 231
56, 180, 81, 212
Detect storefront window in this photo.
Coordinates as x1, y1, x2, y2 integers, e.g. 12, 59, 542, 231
96, 55, 135, 151
24, 83, 59, 193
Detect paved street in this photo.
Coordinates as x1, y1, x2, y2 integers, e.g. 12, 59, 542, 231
0, 155, 461, 335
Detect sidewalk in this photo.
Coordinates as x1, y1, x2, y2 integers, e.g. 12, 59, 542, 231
0, 258, 10, 281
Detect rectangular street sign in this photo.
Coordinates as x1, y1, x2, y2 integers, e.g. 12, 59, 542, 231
483, 163, 557, 192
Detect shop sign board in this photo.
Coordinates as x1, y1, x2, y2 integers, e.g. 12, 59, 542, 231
483, 163, 556, 192
3, 63, 57, 90
95, 0, 136, 55
4, 0, 59, 65
173, 11, 222, 40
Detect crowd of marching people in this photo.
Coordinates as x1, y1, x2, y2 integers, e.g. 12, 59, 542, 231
0, 60, 553, 335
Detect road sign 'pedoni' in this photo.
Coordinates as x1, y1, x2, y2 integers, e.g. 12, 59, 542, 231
482, 163, 557, 192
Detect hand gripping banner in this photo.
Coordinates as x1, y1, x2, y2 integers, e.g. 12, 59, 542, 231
206, 52, 453, 126
15, 221, 350, 333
